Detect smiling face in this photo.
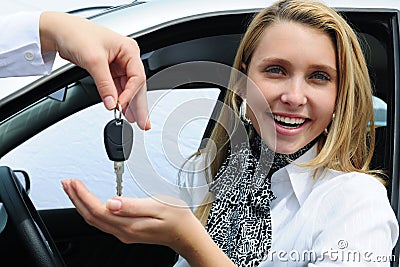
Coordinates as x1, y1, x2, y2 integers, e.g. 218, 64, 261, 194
245, 21, 338, 154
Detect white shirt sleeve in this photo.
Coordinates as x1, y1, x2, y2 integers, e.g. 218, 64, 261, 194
309, 174, 398, 266
177, 153, 212, 209
0, 12, 56, 78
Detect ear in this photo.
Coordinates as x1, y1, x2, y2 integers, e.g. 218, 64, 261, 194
237, 62, 248, 98
241, 62, 247, 72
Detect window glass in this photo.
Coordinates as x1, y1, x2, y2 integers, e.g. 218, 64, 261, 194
373, 96, 387, 127
0, 88, 220, 210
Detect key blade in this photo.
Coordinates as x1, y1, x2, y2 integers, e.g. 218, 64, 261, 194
114, 161, 124, 196
116, 173, 122, 197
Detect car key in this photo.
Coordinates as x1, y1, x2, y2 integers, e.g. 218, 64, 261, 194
104, 103, 134, 196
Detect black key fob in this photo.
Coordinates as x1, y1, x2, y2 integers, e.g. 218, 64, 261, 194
104, 118, 134, 162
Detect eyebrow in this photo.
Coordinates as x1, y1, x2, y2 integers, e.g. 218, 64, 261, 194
309, 64, 337, 75
260, 57, 337, 75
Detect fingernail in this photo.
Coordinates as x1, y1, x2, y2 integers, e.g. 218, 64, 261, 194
106, 198, 122, 211
103, 96, 116, 110
145, 120, 151, 131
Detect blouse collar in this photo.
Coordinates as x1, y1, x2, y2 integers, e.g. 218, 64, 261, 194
271, 144, 320, 206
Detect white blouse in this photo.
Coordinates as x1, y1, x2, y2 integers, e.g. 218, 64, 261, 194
175, 145, 399, 266
0, 12, 55, 78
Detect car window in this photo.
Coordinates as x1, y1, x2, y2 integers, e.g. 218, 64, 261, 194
0, 88, 219, 210
373, 96, 387, 127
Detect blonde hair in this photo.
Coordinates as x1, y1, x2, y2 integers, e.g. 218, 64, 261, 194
195, 0, 376, 224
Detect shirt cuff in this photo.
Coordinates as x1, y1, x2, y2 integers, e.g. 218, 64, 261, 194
0, 12, 56, 78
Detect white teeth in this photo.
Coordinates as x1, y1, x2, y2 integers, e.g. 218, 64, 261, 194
274, 115, 305, 125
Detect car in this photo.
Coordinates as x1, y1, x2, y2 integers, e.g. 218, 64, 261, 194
0, 0, 399, 266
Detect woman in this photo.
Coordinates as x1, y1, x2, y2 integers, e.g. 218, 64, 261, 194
62, 0, 399, 266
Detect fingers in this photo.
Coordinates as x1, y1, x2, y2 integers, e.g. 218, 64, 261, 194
116, 40, 145, 108
107, 194, 189, 220
114, 41, 149, 129
88, 61, 119, 110
61, 180, 126, 233
62, 180, 195, 246
62, 180, 164, 243
42, 12, 150, 129
90, 39, 149, 130
62, 180, 159, 219
106, 197, 158, 217
124, 84, 151, 129
62, 179, 106, 219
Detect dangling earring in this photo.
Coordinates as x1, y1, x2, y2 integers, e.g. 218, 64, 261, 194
239, 98, 251, 123
324, 113, 335, 135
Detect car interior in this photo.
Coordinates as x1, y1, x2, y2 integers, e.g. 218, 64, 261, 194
0, 8, 399, 267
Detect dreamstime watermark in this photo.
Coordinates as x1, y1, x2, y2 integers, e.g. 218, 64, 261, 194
266, 240, 396, 263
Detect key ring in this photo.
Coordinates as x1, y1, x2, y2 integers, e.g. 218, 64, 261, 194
114, 102, 123, 121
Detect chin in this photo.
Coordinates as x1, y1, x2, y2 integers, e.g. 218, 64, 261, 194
274, 143, 303, 155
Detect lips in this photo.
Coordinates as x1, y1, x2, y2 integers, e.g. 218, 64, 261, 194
273, 114, 307, 129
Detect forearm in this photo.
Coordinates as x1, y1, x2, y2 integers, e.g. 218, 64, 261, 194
39, 12, 83, 53
173, 218, 235, 267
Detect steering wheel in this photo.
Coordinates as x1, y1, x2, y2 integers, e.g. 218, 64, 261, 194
0, 166, 66, 267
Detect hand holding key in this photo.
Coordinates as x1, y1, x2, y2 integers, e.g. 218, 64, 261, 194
39, 12, 150, 130
104, 103, 134, 196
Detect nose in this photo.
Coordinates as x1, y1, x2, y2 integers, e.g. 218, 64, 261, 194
280, 78, 307, 107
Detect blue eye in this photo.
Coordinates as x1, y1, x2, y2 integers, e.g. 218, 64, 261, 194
266, 66, 284, 75
312, 72, 330, 81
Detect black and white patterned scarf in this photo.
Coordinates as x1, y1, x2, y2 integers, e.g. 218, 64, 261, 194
205, 123, 316, 266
